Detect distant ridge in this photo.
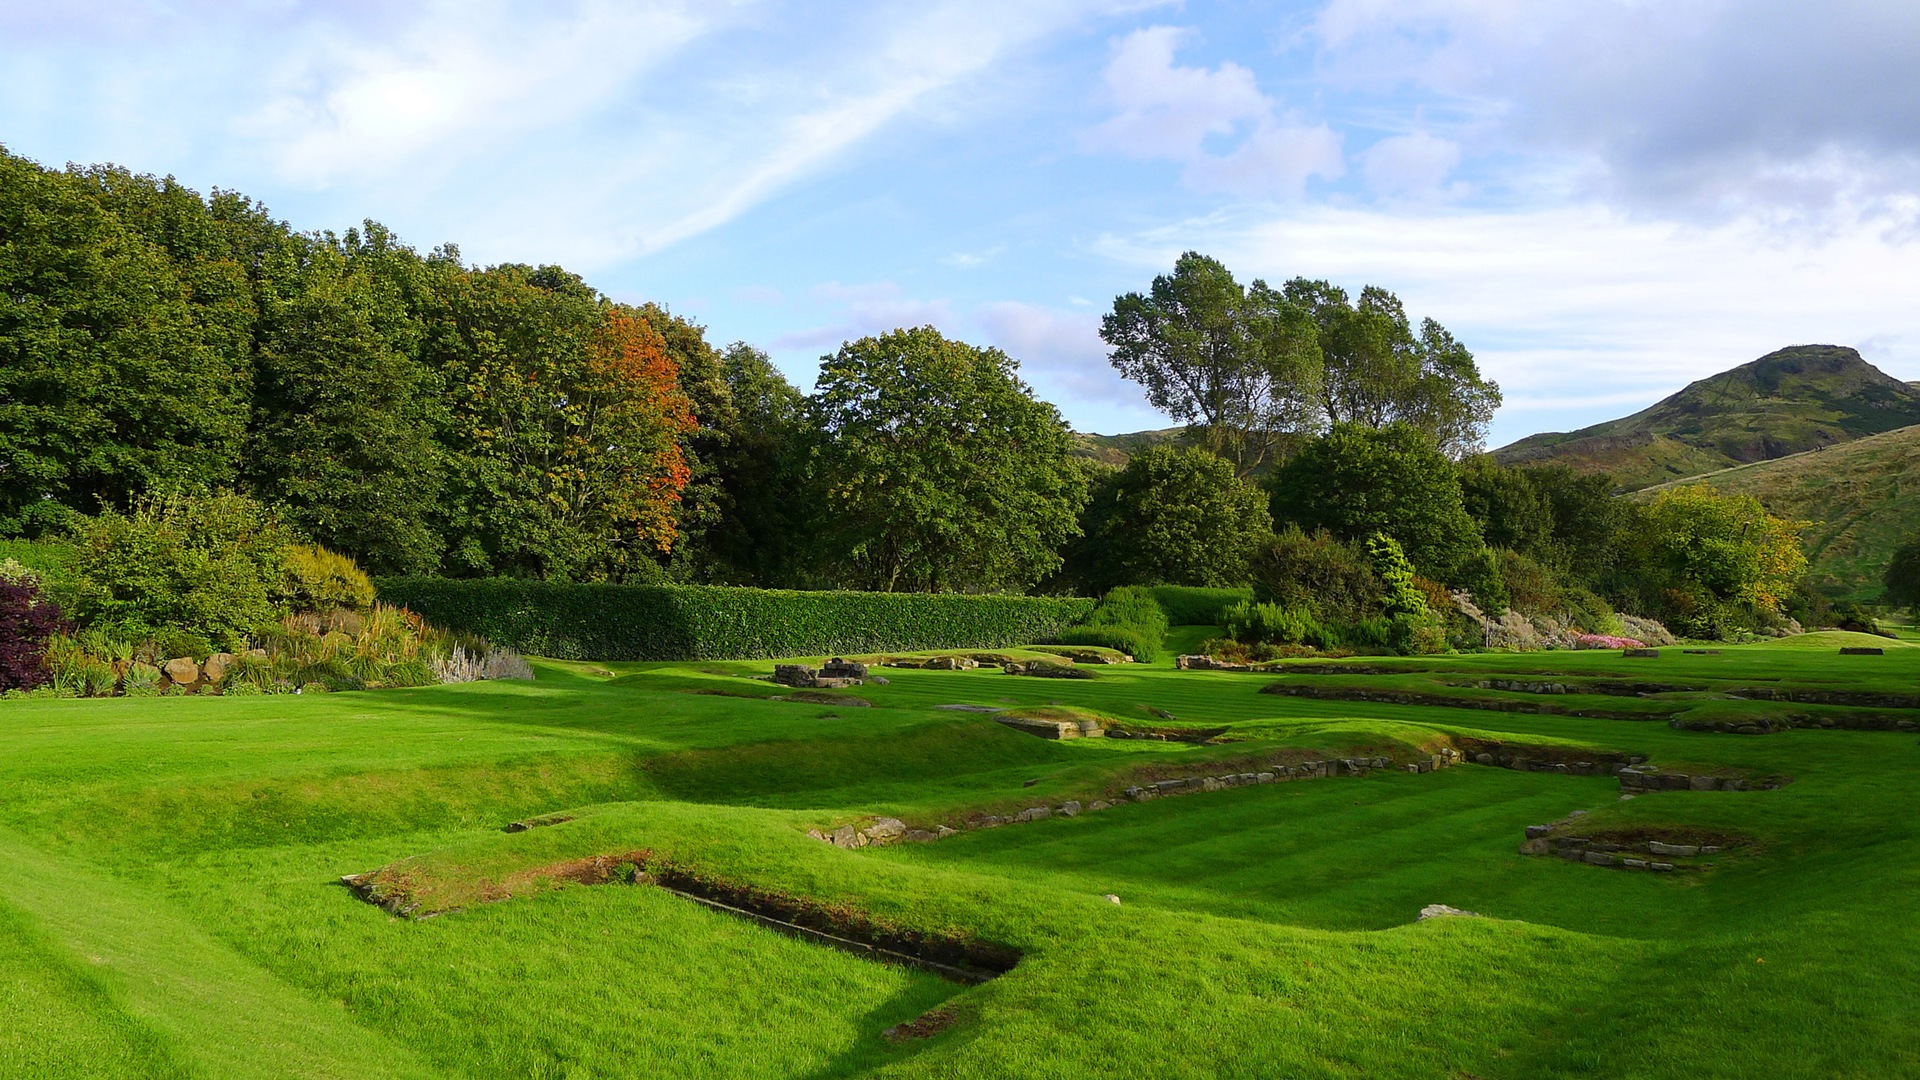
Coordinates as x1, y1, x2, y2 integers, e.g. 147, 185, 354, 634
1071, 427, 1183, 467
1493, 345, 1920, 491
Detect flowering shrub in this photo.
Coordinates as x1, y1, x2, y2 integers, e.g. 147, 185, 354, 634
1571, 633, 1648, 650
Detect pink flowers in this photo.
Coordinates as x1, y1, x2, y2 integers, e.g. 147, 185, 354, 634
1572, 633, 1648, 650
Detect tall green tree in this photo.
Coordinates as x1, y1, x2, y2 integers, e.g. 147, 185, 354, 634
1102, 252, 1322, 475
810, 327, 1086, 592
692, 344, 814, 586
1266, 423, 1485, 582
0, 149, 250, 532
1073, 446, 1272, 592
1283, 279, 1500, 457
245, 227, 445, 575
1458, 456, 1553, 559
1616, 485, 1807, 637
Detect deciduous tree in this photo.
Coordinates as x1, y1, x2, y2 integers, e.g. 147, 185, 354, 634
810, 327, 1085, 592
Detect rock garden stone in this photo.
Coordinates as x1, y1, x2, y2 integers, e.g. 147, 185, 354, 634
1416, 904, 1479, 920
162, 657, 201, 686
866, 817, 907, 842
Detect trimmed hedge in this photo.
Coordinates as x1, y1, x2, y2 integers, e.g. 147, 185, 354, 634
1147, 585, 1254, 626
374, 578, 1094, 661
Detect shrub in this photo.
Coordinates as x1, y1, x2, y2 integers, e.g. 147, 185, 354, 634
1368, 534, 1427, 618
122, 661, 162, 696
375, 578, 1096, 661
1223, 600, 1335, 649
1146, 586, 1254, 626
1389, 611, 1450, 656
0, 576, 67, 692
1454, 547, 1509, 614
62, 492, 297, 650
1253, 528, 1382, 624
1053, 625, 1156, 662
282, 544, 376, 613
1060, 586, 1170, 662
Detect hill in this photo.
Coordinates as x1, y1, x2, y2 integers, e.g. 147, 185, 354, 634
1493, 345, 1920, 491
1641, 422, 1920, 601
1070, 427, 1182, 467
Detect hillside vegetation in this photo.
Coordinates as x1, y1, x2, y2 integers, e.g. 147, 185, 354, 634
1642, 423, 1920, 601
1493, 345, 1920, 491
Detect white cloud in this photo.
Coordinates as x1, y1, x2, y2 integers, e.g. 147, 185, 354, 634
1312, 0, 1920, 225
1360, 132, 1461, 197
772, 282, 956, 351
976, 300, 1159, 416
1093, 199, 1920, 443
1085, 25, 1343, 197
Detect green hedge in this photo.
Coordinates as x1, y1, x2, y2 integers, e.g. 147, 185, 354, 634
1147, 585, 1254, 625
374, 578, 1095, 661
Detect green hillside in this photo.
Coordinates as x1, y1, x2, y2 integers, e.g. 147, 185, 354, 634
1070, 427, 1182, 467
1494, 345, 1920, 491
1641, 423, 1920, 601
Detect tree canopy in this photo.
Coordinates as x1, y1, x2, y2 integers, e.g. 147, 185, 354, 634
1283, 278, 1501, 457
1074, 446, 1272, 592
1101, 252, 1321, 475
810, 327, 1086, 592
1266, 423, 1485, 583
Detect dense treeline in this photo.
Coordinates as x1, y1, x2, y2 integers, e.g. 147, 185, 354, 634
1, 147, 1841, 654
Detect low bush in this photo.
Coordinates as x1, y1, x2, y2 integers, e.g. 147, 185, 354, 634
1053, 624, 1156, 662
1251, 528, 1380, 624
376, 578, 1095, 661
1223, 600, 1335, 649
0, 569, 66, 692
1146, 585, 1253, 626
1066, 586, 1170, 662
282, 544, 376, 613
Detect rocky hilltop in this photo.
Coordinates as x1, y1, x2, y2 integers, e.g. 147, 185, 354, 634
1493, 345, 1920, 491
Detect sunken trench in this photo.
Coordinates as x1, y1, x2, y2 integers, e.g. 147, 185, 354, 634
341, 854, 1021, 986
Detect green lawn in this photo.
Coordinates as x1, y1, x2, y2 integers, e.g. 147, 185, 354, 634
2, 639, 1917, 1077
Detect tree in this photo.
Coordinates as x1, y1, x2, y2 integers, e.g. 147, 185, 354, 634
1102, 252, 1321, 475
420, 265, 693, 580
1266, 423, 1485, 582
1621, 485, 1807, 637
1887, 534, 1920, 613
1251, 527, 1381, 623
1459, 456, 1553, 558
692, 344, 815, 586
0, 149, 249, 533
1075, 446, 1273, 592
810, 327, 1086, 592
245, 227, 445, 575
1283, 279, 1500, 457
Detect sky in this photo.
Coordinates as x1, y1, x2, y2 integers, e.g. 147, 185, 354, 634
4, 0, 1919, 447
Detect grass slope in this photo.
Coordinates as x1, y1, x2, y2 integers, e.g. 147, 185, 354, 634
0, 638, 1916, 1077
1638, 423, 1920, 601
1494, 345, 1920, 491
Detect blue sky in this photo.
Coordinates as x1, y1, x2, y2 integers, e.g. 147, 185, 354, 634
5, 0, 1919, 447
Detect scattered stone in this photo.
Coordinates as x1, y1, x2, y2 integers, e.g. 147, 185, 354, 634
1103, 894, 1121, 905
867, 675, 890, 685
202, 652, 235, 684
773, 664, 817, 688
1088, 800, 1110, 812
829, 825, 864, 849
1417, 904, 1480, 920
935, 826, 958, 839
1524, 825, 1552, 839
1649, 862, 1675, 872
866, 817, 907, 842
1015, 806, 1051, 822
821, 657, 868, 680
1058, 800, 1082, 817
1647, 841, 1700, 857
903, 829, 937, 843
1621, 858, 1647, 869
1584, 851, 1616, 866
1518, 837, 1549, 855
1622, 648, 1661, 658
